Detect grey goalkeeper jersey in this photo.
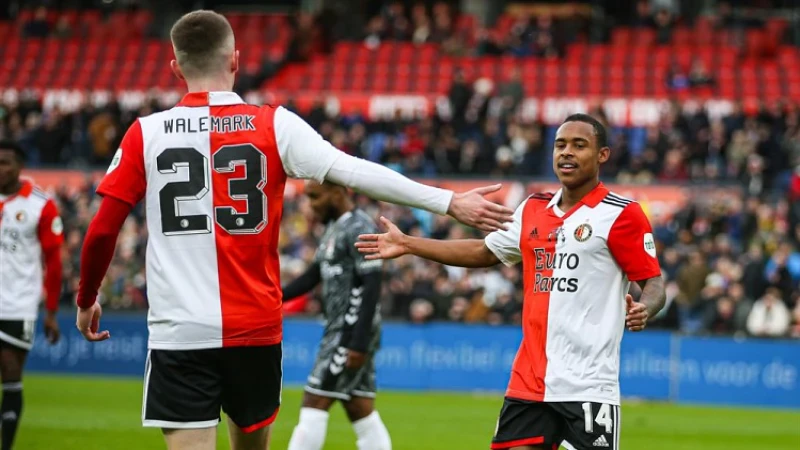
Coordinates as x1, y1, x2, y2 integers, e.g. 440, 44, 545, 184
314, 209, 383, 339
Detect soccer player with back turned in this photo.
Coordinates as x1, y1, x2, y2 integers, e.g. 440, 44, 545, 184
74, 10, 513, 450
0, 141, 63, 450
283, 181, 390, 450
357, 114, 667, 450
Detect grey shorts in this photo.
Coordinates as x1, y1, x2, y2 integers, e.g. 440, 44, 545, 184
305, 331, 378, 401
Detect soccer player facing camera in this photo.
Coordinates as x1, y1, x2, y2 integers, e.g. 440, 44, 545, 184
357, 114, 666, 450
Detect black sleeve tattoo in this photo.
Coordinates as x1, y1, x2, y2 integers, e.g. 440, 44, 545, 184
637, 275, 666, 318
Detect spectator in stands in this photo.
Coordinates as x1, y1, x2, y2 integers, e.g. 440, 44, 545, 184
52, 16, 72, 39
676, 251, 711, 333
727, 282, 755, 331
746, 287, 791, 337
764, 241, 800, 303
703, 296, 740, 335
688, 59, 715, 88
791, 302, 800, 338
532, 31, 559, 58
23, 6, 50, 38
410, 298, 435, 323
382, 1, 410, 40
447, 296, 470, 322
653, 8, 675, 44
659, 148, 689, 181
475, 28, 505, 56
666, 62, 690, 90
447, 69, 472, 129
741, 154, 767, 197
429, 2, 454, 43
712, 1, 736, 30
632, 0, 655, 27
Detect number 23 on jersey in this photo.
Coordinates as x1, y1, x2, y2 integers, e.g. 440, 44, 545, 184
158, 144, 268, 236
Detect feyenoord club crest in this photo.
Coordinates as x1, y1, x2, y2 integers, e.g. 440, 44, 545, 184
574, 223, 592, 242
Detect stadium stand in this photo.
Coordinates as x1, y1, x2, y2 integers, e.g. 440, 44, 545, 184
1, 0, 799, 338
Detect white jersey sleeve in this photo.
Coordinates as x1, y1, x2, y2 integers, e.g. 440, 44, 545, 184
273, 106, 453, 216
484, 199, 525, 266
274, 106, 342, 182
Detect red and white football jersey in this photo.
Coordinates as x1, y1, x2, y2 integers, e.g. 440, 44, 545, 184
485, 183, 661, 405
97, 92, 344, 350
0, 180, 64, 320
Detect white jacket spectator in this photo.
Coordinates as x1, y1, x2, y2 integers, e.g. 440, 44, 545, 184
746, 288, 791, 337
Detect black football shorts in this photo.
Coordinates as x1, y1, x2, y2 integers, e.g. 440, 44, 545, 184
491, 397, 620, 450
142, 344, 282, 432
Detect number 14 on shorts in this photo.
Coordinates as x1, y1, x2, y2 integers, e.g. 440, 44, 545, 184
579, 402, 618, 449
581, 402, 613, 434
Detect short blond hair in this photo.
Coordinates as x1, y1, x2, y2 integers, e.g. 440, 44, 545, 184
170, 10, 235, 78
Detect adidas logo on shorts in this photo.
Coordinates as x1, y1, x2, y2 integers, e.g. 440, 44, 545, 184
592, 435, 610, 447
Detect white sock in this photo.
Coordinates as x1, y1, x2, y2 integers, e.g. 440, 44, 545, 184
353, 411, 392, 450
287, 407, 329, 450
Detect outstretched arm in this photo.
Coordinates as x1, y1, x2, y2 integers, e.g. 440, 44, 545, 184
273, 106, 513, 232
282, 261, 321, 302
356, 217, 501, 268
325, 155, 511, 232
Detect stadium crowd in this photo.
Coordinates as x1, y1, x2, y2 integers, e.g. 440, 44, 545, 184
5, 88, 796, 339
1, 1, 798, 338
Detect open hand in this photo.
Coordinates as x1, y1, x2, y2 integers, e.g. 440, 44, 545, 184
76, 302, 110, 342
625, 294, 649, 332
447, 184, 514, 232
356, 217, 409, 260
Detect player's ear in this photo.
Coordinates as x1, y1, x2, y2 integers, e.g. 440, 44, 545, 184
231, 50, 239, 74
170, 60, 185, 81
598, 146, 610, 164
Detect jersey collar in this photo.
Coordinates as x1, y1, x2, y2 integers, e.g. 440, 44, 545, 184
18, 180, 33, 197
0, 180, 32, 212
547, 182, 609, 210
176, 91, 246, 107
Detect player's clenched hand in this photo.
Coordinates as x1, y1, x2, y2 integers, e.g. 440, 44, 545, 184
76, 302, 111, 342
625, 294, 648, 332
346, 350, 367, 370
446, 184, 514, 233
355, 217, 409, 260
44, 311, 61, 344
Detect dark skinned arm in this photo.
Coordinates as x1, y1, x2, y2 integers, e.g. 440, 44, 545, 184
282, 261, 322, 302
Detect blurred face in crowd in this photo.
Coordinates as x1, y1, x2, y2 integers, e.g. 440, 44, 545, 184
552, 121, 609, 189
717, 297, 734, 318
0, 148, 22, 194
305, 180, 349, 223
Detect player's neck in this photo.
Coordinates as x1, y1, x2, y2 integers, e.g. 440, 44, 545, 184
559, 179, 599, 211
333, 203, 355, 221
0, 179, 21, 196
184, 77, 234, 94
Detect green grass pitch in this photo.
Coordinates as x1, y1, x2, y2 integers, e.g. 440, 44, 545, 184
15, 374, 800, 449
